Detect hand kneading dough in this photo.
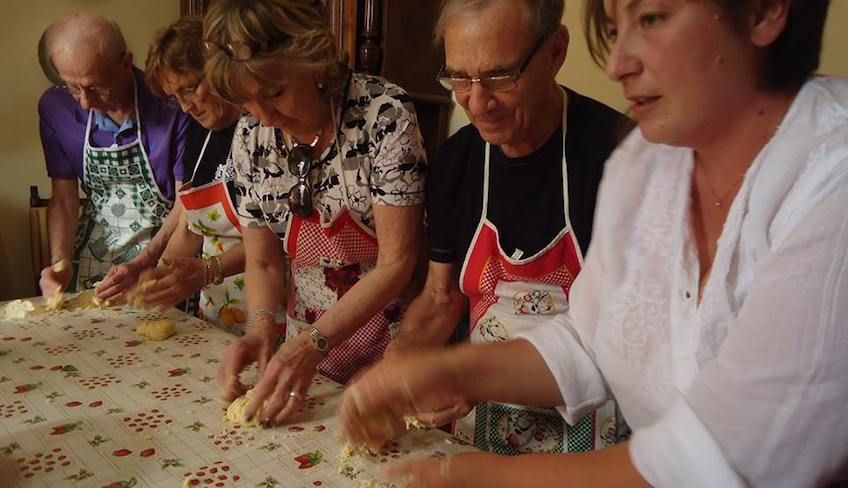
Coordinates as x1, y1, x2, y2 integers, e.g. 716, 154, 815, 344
225, 389, 267, 427
136, 319, 176, 341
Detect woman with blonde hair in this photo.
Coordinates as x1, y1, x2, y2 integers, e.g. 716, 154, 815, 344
206, 0, 427, 426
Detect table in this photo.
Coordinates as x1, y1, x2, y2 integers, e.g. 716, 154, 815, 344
0, 300, 474, 487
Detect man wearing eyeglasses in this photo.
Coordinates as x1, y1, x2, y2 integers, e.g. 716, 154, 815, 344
382, 0, 632, 455
36, 12, 190, 296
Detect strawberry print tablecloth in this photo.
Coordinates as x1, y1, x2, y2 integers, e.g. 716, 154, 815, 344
0, 301, 475, 487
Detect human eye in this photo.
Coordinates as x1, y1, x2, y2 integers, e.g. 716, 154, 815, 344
638, 12, 666, 29
266, 86, 285, 98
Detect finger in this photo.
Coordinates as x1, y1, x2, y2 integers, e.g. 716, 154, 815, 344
382, 458, 439, 488
262, 372, 297, 426
217, 343, 251, 401
244, 359, 283, 423
413, 401, 470, 428
272, 375, 311, 425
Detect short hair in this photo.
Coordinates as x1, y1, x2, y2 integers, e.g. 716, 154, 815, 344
203, 0, 346, 105
583, 0, 831, 92
42, 14, 127, 72
434, 0, 565, 44
145, 16, 205, 98
38, 29, 61, 84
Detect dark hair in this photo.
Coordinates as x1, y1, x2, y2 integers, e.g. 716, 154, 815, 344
584, 0, 831, 92
145, 16, 206, 98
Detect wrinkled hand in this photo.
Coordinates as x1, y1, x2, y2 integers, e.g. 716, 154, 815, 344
339, 349, 469, 450
97, 261, 146, 303
383, 455, 461, 488
243, 331, 324, 427
217, 329, 278, 402
136, 258, 205, 308
39, 260, 72, 297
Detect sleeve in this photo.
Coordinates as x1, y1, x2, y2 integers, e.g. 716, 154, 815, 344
229, 117, 269, 229
630, 184, 848, 487
369, 90, 427, 207
171, 110, 190, 183
38, 93, 76, 180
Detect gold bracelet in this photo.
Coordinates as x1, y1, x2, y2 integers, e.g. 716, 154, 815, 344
211, 255, 224, 285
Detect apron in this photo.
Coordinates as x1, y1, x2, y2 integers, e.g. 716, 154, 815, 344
179, 131, 247, 334
71, 86, 172, 292
454, 88, 617, 455
279, 122, 403, 385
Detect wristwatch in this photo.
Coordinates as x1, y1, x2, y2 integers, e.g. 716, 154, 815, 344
305, 326, 330, 356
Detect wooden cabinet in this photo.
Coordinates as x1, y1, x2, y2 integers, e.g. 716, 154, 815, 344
180, 0, 451, 159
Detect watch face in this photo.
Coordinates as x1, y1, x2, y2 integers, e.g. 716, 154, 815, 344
315, 337, 329, 352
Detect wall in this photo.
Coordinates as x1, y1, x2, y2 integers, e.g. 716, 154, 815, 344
447, 0, 848, 131
0, 0, 179, 300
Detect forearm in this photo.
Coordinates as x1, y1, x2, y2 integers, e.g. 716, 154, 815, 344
161, 209, 202, 260
447, 444, 648, 488
312, 258, 415, 347
452, 339, 563, 407
47, 198, 78, 264
244, 250, 286, 333
135, 201, 184, 267
390, 286, 464, 351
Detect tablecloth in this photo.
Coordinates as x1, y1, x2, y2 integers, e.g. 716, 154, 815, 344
0, 300, 475, 487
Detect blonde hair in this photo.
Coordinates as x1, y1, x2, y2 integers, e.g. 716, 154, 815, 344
203, 0, 346, 104
145, 16, 205, 98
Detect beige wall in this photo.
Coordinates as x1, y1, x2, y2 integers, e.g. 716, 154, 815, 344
448, 0, 848, 131
0, 0, 178, 300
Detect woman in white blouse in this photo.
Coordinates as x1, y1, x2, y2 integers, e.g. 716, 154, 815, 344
339, 0, 847, 486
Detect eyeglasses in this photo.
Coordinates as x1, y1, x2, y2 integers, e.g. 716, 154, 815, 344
59, 83, 112, 98
287, 143, 316, 218
437, 34, 548, 93
168, 81, 202, 105
203, 40, 272, 62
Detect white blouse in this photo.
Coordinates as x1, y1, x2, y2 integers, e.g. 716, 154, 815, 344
519, 76, 848, 487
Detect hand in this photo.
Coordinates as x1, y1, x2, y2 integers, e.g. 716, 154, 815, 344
97, 261, 146, 302
338, 349, 469, 449
217, 328, 278, 402
383, 455, 467, 488
39, 260, 72, 297
243, 331, 324, 426
137, 258, 205, 308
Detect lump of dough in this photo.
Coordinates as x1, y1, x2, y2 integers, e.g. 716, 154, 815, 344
0, 299, 36, 320
62, 288, 111, 310
403, 415, 426, 430
225, 389, 269, 427
127, 279, 156, 310
136, 319, 176, 341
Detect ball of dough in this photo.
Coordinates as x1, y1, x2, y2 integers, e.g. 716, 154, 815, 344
225, 389, 268, 427
136, 319, 176, 341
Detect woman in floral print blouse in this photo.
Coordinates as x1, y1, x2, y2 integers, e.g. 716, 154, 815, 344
205, 0, 427, 426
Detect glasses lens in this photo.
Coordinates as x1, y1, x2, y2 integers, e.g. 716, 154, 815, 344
288, 183, 312, 217
438, 77, 471, 92
481, 76, 517, 92
287, 146, 312, 176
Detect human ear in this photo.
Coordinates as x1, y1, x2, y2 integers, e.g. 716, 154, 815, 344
749, 0, 789, 47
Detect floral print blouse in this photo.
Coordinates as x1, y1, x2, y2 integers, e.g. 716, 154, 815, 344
230, 72, 427, 237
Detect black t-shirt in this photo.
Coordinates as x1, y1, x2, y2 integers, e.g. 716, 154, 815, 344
427, 87, 631, 266
182, 118, 238, 187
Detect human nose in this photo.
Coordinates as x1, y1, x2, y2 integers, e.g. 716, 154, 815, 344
606, 35, 641, 82
77, 90, 93, 111
462, 82, 497, 117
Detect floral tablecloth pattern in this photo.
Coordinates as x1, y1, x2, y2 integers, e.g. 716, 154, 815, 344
0, 302, 474, 487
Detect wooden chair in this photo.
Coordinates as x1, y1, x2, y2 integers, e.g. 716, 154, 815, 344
29, 186, 51, 295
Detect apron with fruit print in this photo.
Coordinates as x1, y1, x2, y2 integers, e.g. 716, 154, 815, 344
72, 86, 172, 292
179, 131, 247, 334
454, 90, 617, 454
281, 133, 404, 385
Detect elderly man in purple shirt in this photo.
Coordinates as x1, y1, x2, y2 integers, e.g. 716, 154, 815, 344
37, 12, 189, 295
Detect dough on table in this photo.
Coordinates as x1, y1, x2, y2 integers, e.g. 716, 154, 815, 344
225, 389, 267, 427
0, 299, 37, 320
62, 288, 111, 310
136, 319, 176, 341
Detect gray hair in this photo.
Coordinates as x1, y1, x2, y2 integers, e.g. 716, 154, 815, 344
434, 0, 564, 43
41, 12, 127, 79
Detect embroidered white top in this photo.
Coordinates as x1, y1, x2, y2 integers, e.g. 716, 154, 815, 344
518, 76, 848, 487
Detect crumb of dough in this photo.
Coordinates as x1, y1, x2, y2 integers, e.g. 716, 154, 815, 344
359, 480, 381, 488
225, 389, 268, 428
403, 415, 426, 430
182, 477, 193, 488
0, 299, 36, 320
136, 319, 176, 341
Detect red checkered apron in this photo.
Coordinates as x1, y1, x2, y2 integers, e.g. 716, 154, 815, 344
282, 209, 398, 384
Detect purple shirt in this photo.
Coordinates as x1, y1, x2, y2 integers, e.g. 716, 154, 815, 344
38, 67, 189, 199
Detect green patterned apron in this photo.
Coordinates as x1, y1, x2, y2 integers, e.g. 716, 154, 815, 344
71, 88, 173, 291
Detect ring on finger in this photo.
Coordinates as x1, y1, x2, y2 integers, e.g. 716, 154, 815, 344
288, 390, 304, 400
